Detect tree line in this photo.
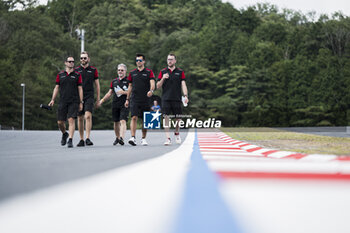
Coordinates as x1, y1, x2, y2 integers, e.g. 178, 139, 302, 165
1, 0, 350, 130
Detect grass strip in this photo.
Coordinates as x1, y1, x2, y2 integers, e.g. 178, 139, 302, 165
222, 127, 350, 155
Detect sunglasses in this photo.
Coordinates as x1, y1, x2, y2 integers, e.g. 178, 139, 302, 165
66, 61, 75, 63
136, 59, 143, 62
118, 69, 125, 71
80, 57, 88, 60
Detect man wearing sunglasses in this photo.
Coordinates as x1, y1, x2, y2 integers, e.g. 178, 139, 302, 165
125, 53, 155, 146
157, 53, 188, 145
74, 51, 100, 147
48, 56, 83, 148
99, 64, 129, 146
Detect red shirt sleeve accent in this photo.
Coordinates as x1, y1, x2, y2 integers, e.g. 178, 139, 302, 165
158, 71, 163, 80
181, 71, 185, 80
56, 74, 60, 84
149, 70, 155, 79
94, 68, 99, 79
127, 73, 132, 83
77, 73, 83, 85
110, 80, 113, 89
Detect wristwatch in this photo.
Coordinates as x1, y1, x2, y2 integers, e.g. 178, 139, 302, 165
80, 100, 84, 104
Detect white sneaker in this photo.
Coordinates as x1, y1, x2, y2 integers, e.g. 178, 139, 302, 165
164, 138, 172, 146
128, 137, 136, 146
175, 134, 181, 144
141, 138, 148, 146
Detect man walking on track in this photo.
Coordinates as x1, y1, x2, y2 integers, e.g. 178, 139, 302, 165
75, 51, 100, 147
157, 53, 188, 145
125, 53, 155, 146
48, 56, 83, 148
99, 64, 129, 146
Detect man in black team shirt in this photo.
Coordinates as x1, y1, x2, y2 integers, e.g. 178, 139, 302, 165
125, 53, 155, 146
48, 56, 83, 148
157, 53, 188, 146
99, 63, 129, 146
75, 51, 100, 147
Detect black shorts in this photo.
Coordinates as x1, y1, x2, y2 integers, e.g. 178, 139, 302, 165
78, 97, 94, 116
162, 100, 182, 116
57, 102, 79, 121
112, 106, 129, 122
130, 102, 151, 118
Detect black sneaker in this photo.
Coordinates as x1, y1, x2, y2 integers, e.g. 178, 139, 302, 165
77, 140, 85, 147
113, 138, 119, 146
67, 139, 73, 148
85, 138, 93, 146
61, 132, 69, 146
119, 137, 124, 146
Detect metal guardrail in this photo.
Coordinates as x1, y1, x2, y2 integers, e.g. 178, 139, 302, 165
0, 125, 16, 130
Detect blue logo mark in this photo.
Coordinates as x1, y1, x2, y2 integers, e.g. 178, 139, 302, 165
143, 110, 161, 129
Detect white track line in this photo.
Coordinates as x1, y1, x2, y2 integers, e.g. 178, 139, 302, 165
207, 159, 350, 174
0, 132, 196, 233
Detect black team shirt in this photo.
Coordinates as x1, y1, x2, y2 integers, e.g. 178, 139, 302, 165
158, 67, 185, 102
56, 71, 82, 103
75, 66, 99, 99
127, 68, 155, 103
110, 77, 129, 107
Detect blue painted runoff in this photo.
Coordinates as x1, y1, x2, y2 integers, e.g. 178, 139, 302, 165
172, 131, 243, 233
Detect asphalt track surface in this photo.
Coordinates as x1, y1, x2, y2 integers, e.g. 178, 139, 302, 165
278, 126, 350, 138
0, 130, 187, 201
